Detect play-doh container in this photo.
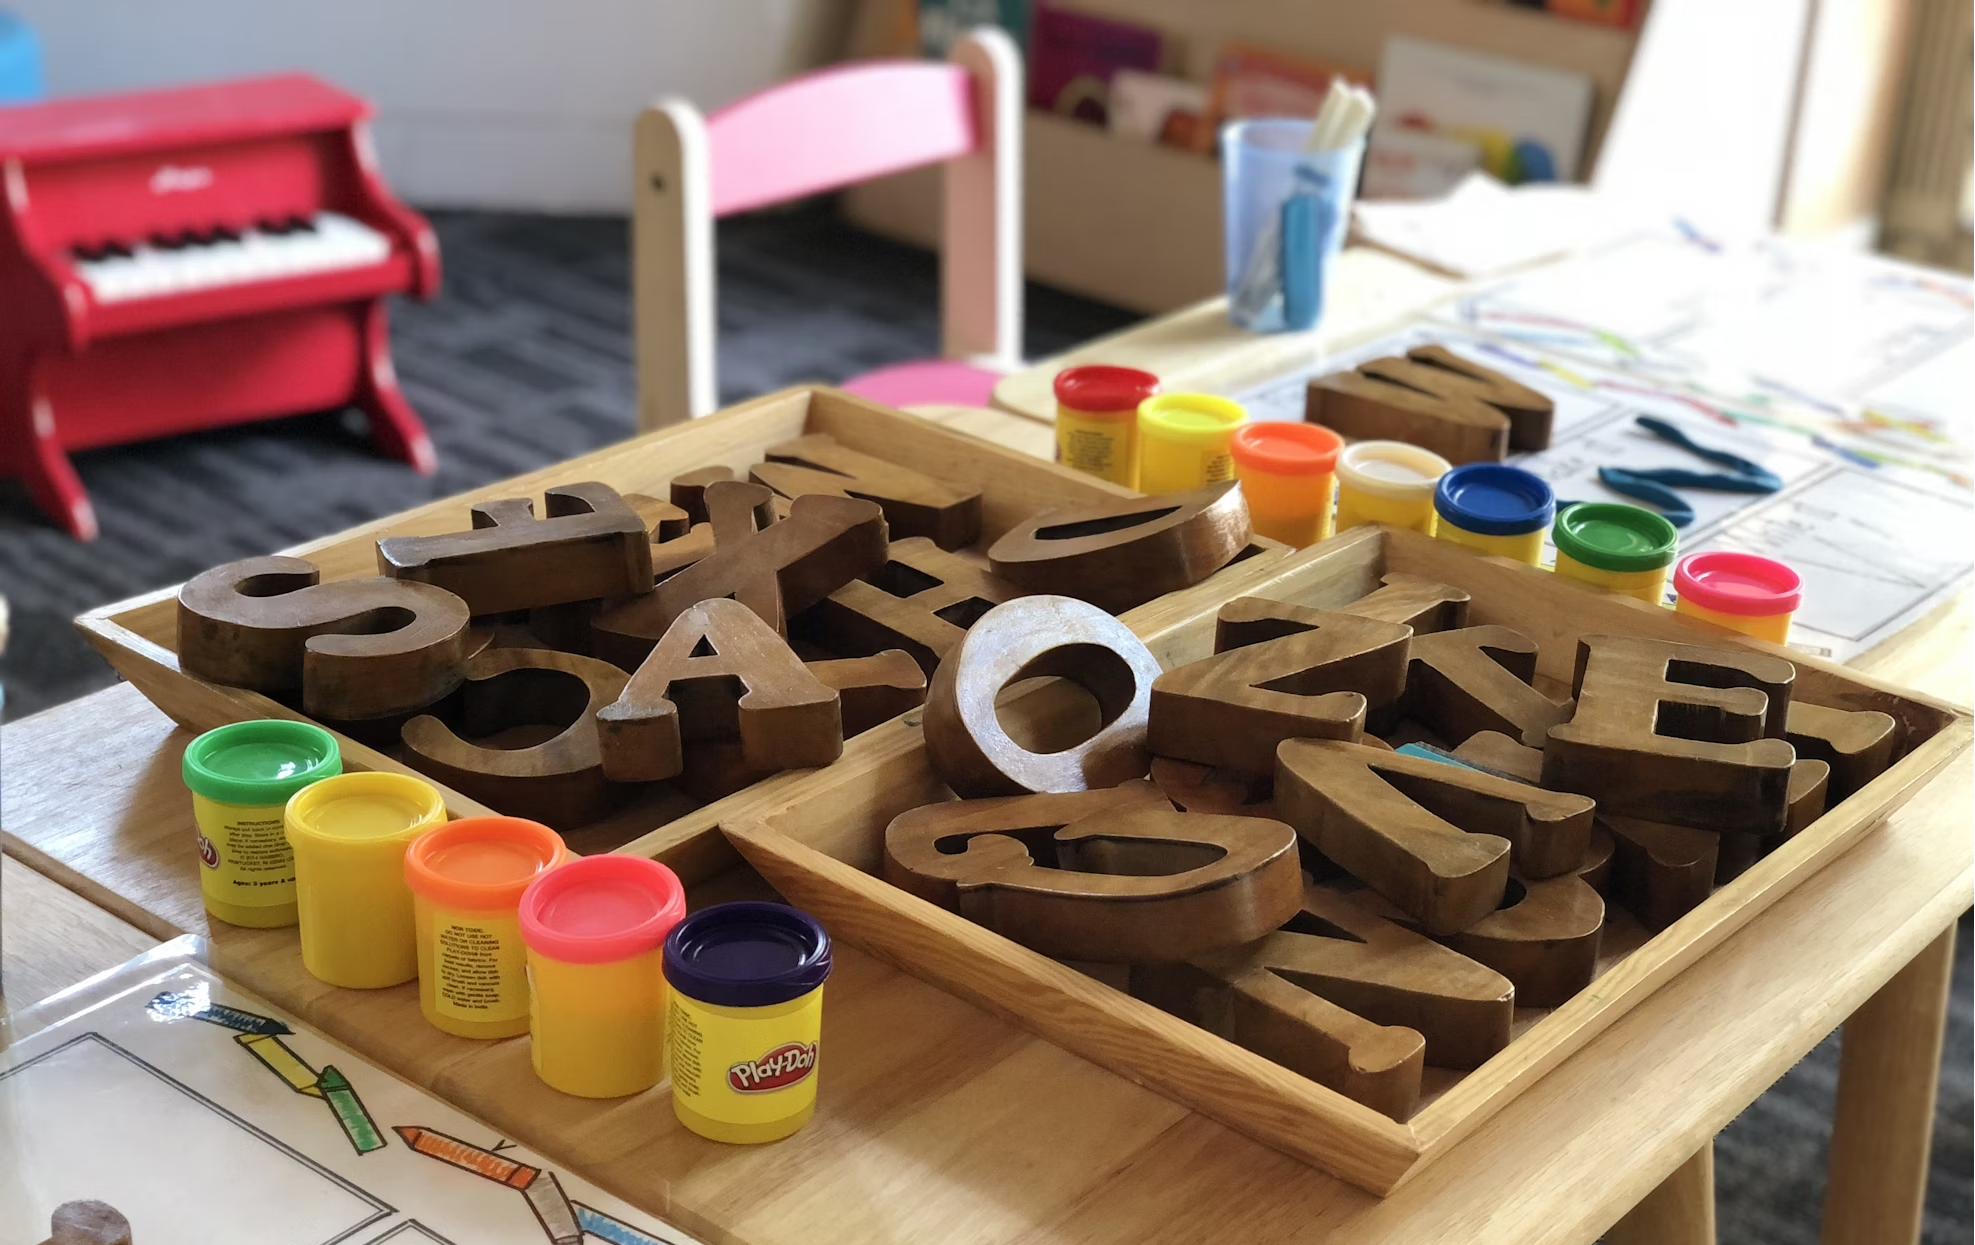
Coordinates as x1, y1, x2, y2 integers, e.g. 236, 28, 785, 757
1432, 463, 1555, 565
285, 772, 448, 989
1333, 440, 1452, 534
1054, 365, 1159, 487
1229, 421, 1343, 546
665, 902, 832, 1144
1552, 502, 1679, 604
519, 855, 686, 1098
1674, 551, 1802, 644
182, 720, 341, 928
405, 816, 568, 1039
1136, 393, 1247, 494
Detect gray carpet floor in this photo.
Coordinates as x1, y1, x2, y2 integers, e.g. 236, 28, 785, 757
0, 207, 1966, 1243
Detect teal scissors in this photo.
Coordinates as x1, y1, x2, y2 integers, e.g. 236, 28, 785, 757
1589, 416, 1783, 527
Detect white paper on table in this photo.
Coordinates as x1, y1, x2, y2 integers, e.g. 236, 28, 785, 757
1438, 231, 1975, 478
1352, 174, 1651, 279
0, 940, 702, 1245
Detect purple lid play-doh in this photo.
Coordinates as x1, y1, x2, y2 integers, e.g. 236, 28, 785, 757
663, 902, 832, 1008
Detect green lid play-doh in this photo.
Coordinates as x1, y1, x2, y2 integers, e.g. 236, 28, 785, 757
183, 719, 342, 807
1551, 502, 1679, 574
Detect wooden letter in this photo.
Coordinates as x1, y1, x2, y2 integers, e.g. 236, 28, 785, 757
1150, 757, 1277, 819
1786, 701, 1899, 799
669, 465, 738, 524
1339, 572, 1472, 633
986, 482, 1252, 613
1543, 635, 1797, 834
376, 481, 653, 615
1132, 884, 1515, 1121
1602, 815, 1719, 933
1306, 344, 1555, 461
655, 650, 928, 802
1275, 738, 1595, 935
1406, 625, 1572, 748
798, 536, 1024, 674
810, 650, 928, 735
1358, 824, 1610, 1007
923, 595, 1164, 797
1147, 598, 1410, 775
596, 597, 841, 782
1716, 757, 1831, 882
1434, 869, 1604, 1008
591, 486, 889, 666
402, 648, 631, 827
752, 432, 983, 549
884, 782, 1303, 962
177, 555, 470, 721
1449, 730, 1545, 784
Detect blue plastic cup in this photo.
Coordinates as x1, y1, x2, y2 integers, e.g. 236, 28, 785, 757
1223, 119, 1364, 333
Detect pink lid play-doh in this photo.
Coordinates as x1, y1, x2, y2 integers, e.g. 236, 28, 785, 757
1674, 551, 1803, 616
518, 855, 687, 965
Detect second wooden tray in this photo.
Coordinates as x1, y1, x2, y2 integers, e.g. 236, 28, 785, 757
713, 526, 1971, 1195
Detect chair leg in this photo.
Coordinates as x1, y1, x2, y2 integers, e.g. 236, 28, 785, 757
1820, 922, 1958, 1245
353, 300, 435, 475
1607, 1141, 1716, 1245
1, 360, 96, 540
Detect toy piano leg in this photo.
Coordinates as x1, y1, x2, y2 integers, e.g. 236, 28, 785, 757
0, 359, 97, 540
354, 300, 436, 475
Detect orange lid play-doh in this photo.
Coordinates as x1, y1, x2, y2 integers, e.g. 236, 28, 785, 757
1230, 422, 1344, 476
404, 816, 568, 911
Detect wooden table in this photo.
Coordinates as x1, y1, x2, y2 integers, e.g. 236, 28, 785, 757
6, 495, 1968, 1244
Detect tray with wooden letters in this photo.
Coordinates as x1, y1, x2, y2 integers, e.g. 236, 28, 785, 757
715, 525, 1971, 1195
77, 386, 1286, 875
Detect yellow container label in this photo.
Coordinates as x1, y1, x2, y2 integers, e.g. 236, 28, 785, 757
192, 794, 296, 909
1335, 484, 1437, 535
1553, 549, 1670, 604
668, 987, 823, 1132
1056, 407, 1138, 487
432, 911, 529, 1025
1675, 597, 1794, 644
527, 949, 667, 1098
1435, 520, 1547, 566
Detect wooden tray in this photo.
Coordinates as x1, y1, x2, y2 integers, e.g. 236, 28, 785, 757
76, 385, 1287, 881
715, 525, 1973, 1196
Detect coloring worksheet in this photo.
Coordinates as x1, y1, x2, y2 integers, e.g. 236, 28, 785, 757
0, 940, 702, 1245
1436, 229, 1975, 487
1230, 320, 1974, 661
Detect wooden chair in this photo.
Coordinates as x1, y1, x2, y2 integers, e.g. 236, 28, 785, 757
633, 27, 1023, 432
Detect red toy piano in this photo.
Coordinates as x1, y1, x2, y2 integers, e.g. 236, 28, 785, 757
0, 73, 439, 539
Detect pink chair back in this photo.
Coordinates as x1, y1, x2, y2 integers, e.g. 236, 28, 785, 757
706, 61, 979, 218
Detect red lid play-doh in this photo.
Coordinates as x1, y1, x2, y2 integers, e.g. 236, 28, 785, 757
517, 855, 686, 965
1053, 365, 1160, 413
1230, 422, 1344, 476
1674, 551, 1802, 616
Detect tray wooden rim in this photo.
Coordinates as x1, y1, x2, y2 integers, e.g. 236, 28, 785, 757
711, 525, 1974, 1195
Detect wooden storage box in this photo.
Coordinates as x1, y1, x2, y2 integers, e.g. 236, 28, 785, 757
716, 525, 1972, 1195
76, 385, 1286, 880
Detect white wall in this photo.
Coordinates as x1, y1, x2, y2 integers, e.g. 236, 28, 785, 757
12, 0, 850, 211
1591, 0, 1813, 235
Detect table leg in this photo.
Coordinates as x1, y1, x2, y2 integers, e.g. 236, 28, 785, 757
1820, 921, 1958, 1245
1605, 1141, 1715, 1245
